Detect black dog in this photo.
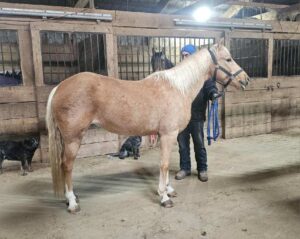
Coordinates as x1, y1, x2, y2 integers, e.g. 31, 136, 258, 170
118, 136, 142, 160
0, 137, 39, 175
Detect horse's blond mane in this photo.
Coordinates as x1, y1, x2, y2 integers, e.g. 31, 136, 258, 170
147, 47, 213, 94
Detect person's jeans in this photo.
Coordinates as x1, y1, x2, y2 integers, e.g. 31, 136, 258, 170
177, 121, 207, 172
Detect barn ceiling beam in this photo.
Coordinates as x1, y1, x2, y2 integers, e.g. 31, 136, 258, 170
222, 5, 243, 18
217, 1, 286, 20
75, 0, 94, 8
277, 3, 300, 21
278, 3, 300, 13
154, 0, 171, 13
160, 0, 197, 14
251, 10, 277, 20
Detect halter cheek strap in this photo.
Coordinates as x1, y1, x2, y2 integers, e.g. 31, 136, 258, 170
208, 49, 243, 88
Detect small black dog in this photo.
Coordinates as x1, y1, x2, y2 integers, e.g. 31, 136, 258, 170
118, 136, 142, 160
0, 137, 39, 175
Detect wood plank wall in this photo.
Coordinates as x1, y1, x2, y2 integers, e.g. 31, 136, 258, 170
271, 77, 300, 131
223, 32, 300, 138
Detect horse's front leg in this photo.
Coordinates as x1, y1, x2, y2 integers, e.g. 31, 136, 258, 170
158, 130, 178, 208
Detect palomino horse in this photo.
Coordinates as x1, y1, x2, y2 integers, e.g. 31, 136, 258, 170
46, 40, 250, 213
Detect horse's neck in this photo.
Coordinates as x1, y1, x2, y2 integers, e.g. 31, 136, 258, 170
166, 49, 212, 101
189, 73, 210, 102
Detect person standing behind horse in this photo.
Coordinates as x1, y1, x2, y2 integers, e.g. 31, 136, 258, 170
175, 44, 219, 182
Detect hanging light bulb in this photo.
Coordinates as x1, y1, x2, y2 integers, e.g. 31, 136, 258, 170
193, 6, 212, 22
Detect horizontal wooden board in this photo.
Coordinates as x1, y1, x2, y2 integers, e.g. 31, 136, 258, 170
225, 101, 271, 116
40, 128, 118, 148
82, 128, 119, 144
0, 102, 37, 120
77, 141, 119, 158
36, 86, 56, 103
272, 111, 300, 122
40, 140, 120, 162
272, 98, 299, 112
225, 89, 271, 104
272, 118, 300, 132
271, 76, 300, 88
0, 86, 35, 103
225, 113, 271, 128
0, 118, 38, 135
225, 122, 271, 139
243, 78, 270, 90
272, 87, 300, 99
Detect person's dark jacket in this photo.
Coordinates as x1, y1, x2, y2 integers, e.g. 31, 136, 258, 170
190, 78, 218, 122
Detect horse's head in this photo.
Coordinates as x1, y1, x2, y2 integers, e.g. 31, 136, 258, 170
151, 47, 174, 72
209, 39, 250, 90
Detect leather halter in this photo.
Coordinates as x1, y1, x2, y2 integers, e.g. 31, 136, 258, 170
208, 49, 244, 88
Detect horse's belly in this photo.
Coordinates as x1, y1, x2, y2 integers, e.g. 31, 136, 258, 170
94, 114, 159, 136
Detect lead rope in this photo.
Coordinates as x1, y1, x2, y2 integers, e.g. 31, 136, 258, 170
207, 99, 220, 145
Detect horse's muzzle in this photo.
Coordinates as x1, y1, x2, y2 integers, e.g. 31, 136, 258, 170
240, 77, 250, 90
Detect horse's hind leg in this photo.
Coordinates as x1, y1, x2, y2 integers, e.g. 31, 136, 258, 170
158, 131, 178, 207
63, 139, 81, 213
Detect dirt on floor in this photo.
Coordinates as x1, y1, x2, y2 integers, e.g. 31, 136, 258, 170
0, 128, 300, 239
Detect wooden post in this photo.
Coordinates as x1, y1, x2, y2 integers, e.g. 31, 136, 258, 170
105, 33, 118, 78
222, 30, 231, 139
18, 29, 34, 86
30, 24, 45, 162
89, 0, 94, 9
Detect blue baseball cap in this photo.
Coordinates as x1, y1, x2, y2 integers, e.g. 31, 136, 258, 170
181, 44, 197, 55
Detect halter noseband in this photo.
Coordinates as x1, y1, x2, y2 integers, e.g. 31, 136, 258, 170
208, 49, 244, 88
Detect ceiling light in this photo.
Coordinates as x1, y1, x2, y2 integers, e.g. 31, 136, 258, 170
193, 6, 212, 22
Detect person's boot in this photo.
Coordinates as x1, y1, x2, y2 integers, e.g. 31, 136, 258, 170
175, 170, 191, 180
198, 170, 208, 182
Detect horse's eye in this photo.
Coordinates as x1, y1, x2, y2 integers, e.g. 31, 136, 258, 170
226, 58, 232, 62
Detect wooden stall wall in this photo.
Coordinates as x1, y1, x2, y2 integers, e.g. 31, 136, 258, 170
224, 32, 272, 138
0, 24, 36, 137
30, 21, 119, 161
0, 22, 42, 160
224, 31, 300, 138
271, 76, 300, 131
271, 34, 300, 131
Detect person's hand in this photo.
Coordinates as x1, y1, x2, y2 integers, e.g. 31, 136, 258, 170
210, 92, 223, 101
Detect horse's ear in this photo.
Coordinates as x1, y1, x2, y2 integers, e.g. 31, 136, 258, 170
217, 38, 225, 49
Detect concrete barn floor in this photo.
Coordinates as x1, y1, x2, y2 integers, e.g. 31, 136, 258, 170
0, 128, 300, 239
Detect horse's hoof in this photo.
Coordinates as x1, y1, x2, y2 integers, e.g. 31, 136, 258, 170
67, 205, 81, 214
167, 191, 177, 198
65, 195, 80, 206
161, 199, 174, 208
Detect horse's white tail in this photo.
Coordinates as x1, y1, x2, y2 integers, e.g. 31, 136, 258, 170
46, 86, 65, 198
